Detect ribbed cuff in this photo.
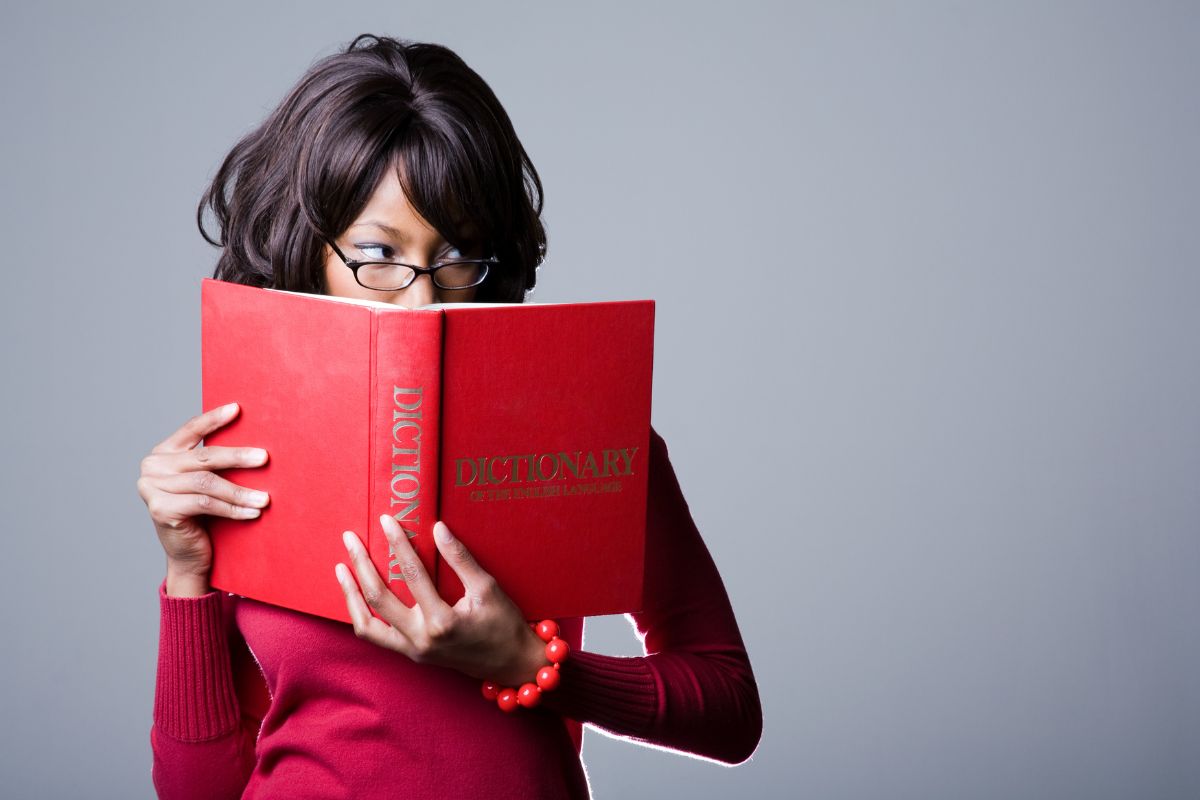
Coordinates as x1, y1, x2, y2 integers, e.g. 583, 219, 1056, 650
154, 579, 241, 741
540, 649, 660, 734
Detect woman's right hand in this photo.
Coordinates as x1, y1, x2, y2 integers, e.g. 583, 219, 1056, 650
137, 402, 271, 595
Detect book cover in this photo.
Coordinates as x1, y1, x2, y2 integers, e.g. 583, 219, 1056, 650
200, 278, 654, 624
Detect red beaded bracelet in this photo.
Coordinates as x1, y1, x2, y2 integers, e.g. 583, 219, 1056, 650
481, 619, 570, 712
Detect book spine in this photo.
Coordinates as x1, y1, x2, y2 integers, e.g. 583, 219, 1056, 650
369, 310, 444, 609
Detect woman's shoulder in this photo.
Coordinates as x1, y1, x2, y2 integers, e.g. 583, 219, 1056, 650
648, 423, 669, 456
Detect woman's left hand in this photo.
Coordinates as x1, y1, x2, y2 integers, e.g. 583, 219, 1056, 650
335, 515, 549, 687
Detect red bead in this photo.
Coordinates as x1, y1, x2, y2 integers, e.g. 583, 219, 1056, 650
536, 666, 561, 691
497, 688, 519, 713
516, 683, 542, 708
481, 681, 501, 701
545, 637, 570, 664
535, 619, 559, 642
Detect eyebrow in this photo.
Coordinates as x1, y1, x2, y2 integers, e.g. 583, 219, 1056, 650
351, 219, 477, 242
350, 220, 415, 240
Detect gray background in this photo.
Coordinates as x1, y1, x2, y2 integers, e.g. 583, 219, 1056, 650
1, 1, 1197, 798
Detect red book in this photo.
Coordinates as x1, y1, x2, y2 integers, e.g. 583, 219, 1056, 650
200, 278, 654, 624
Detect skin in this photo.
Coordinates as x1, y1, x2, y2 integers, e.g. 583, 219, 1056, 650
320, 164, 484, 307
138, 164, 548, 689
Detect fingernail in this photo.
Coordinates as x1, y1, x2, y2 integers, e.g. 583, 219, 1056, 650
222, 402, 239, 416
435, 521, 453, 543
247, 449, 268, 464
343, 531, 356, 549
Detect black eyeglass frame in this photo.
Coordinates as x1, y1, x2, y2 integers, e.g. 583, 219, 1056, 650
324, 237, 499, 292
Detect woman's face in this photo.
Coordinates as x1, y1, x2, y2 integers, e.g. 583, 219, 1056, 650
322, 166, 481, 307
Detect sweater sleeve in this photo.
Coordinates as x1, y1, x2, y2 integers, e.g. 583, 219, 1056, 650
540, 426, 764, 765
150, 579, 265, 799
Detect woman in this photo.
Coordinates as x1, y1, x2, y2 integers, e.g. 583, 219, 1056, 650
138, 34, 762, 799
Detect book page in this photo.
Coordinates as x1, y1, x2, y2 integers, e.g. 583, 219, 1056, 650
263, 288, 397, 309
418, 301, 573, 309
263, 287, 572, 310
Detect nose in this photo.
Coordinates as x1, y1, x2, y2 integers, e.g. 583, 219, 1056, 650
391, 272, 436, 309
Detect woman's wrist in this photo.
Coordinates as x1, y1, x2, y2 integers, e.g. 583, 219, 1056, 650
165, 565, 213, 598
490, 624, 552, 687
482, 620, 571, 712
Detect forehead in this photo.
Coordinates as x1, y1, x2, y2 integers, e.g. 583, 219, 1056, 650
352, 168, 476, 241
354, 170, 432, 234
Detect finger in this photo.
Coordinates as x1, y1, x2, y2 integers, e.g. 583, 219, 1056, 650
341, 529, 413, 627
335, 563, 413, 653
154, 470, 270, 511
143, 445, 269, 479
379, 515, 449, 613
431, 521, 495, 597
147, 489, 263, 524
154, 402, 241, 455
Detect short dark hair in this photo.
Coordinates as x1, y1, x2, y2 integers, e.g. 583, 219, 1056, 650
197, 34, 547, 302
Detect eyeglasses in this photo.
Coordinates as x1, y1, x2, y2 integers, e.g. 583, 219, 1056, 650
325, 238, 498, 292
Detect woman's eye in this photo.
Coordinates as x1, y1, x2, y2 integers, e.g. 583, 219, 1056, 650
356, 244, 393, 261
355, 244, 467, 262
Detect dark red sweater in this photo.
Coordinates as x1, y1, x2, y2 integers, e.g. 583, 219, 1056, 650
151, 427, 762, 799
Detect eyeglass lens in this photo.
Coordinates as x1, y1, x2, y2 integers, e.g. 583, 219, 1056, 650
356, 261, 486, 290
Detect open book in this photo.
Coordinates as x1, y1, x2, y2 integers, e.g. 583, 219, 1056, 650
200, 278, 655, 623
